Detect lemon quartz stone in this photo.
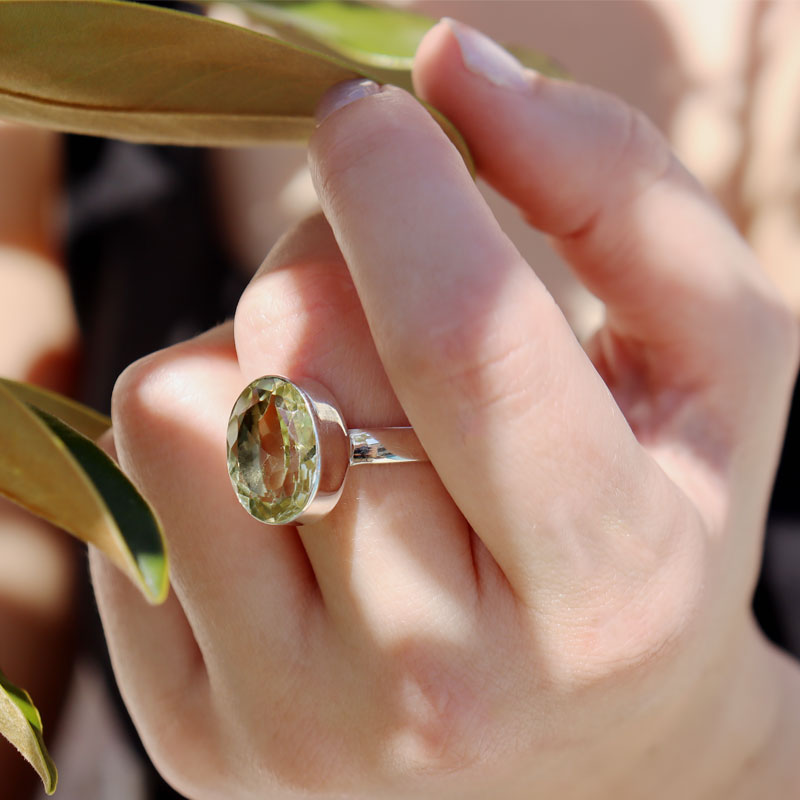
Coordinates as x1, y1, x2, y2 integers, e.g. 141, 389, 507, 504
227, 377, 319, 524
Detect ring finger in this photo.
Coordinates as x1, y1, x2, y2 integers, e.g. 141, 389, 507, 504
233, 214, 484, 637
109, 323, 315, 674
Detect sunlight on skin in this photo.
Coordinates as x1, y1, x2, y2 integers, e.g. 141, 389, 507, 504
1, 4, 797, 798
207, 1, 800, 321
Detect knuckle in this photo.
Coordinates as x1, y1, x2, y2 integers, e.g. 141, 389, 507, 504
110, 338, 227, 467
110, 349, 169, 432
111, 326, 235, 446
617, 103, 673, 187
238, 260, 358, 343
312, 92, 453, 220
561, 99, 673, 242
312, 104, 416, 216
573, 563, 703, 682
378, 644, 493, 778
605, 101, 674, 210
438, 330, 531, 416
244, 645, 497, 790
394, 283, 559, 428
531, 499, 709, 688
312, 122, 384, 209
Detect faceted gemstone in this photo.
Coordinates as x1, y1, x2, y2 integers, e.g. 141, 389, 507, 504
227, 377, 319, 524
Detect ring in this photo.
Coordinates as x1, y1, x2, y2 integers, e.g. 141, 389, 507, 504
227, 376, 428, 525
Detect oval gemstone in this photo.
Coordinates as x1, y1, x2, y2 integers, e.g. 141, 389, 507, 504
227, 377, 319, 524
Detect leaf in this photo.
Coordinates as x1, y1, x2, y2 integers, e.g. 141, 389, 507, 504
0, 0, 464, 161
240, 0, 434, 90
0, 382, 167, 604
242, 1, 569, 88
0, 667, 57, 795
0, 378, 110, 441
0, 0, 472, 168
0, 0, 358, 145
506, 44, 570, 81
248, 0, 434, 67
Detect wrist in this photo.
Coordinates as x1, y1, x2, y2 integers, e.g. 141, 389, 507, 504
521, 618, 795, 800
724, 629, 800, 798
652, 617, 799, 800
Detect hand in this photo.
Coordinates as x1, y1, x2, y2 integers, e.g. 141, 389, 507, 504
90, 20, 800, 800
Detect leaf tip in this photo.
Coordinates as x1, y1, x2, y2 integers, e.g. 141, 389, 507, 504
136, 550, 170, 605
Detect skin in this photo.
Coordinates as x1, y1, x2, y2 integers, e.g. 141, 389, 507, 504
211, 1, 800, 329
90, 21, 800, 800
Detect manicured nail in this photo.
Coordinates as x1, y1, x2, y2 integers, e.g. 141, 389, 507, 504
315, 79, 382, 125
442, 17, 532, 91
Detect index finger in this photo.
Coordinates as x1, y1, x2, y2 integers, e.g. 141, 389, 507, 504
413, 20, 796, 410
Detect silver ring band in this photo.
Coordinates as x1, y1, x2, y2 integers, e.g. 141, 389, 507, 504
349, 428, 427, 465
227, 376, 428, 526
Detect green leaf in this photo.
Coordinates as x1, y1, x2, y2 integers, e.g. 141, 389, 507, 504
0, 381, 168, 604
0, 378, 110, 441
249, 0, 433, 66
0, 667, 57, 795
241, 0, 434, 90
242, 1, 569, 89
506, 44, 570, 81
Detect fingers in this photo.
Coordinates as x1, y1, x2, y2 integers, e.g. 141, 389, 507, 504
235, 214, 401, 426
412, 20, 797, 423
89, 433, 221, 796
89, 549, 220, 795
109, 323, 316, 671
234, 215, 482, 632
308, 80, 662, 596
413, 19, 799, 544
90, 547, 203, 710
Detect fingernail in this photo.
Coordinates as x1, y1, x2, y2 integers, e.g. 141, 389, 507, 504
442, 17, 532, 91
315, 79, 382, 125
